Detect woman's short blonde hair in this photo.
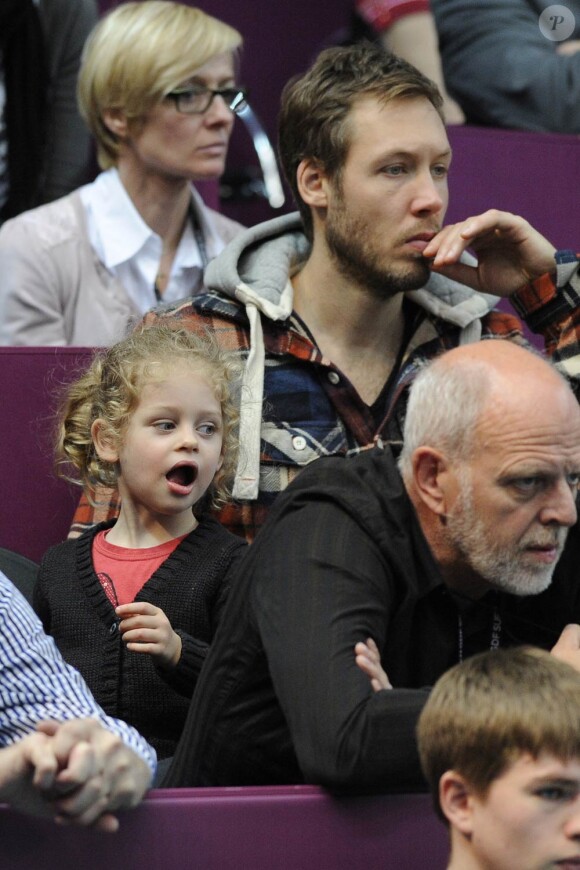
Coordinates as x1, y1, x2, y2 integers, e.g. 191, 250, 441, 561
78, 1, 242, 169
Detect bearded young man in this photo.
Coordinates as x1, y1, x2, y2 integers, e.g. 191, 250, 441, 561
70, 42, 580, 542
163, 342, 580, 790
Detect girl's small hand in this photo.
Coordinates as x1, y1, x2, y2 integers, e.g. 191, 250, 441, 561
354, 637, 392, 692
115, 602, 182, 667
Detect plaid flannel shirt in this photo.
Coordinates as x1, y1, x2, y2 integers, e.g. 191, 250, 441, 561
70, 286, 532, 543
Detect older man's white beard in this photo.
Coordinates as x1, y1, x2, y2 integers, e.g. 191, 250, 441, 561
446, 478, 568, 597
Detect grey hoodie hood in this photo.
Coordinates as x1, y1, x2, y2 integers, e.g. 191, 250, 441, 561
204, 212, 499, 500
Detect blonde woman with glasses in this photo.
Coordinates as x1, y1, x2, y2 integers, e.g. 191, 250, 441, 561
0, 1, 246, 346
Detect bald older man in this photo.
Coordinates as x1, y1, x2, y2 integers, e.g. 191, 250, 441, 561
164, 342, 580, 792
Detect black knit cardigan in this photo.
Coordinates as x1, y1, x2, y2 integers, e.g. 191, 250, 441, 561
34, 517, 247, 759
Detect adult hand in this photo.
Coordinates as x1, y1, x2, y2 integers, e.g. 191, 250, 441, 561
35, 718, 152, 832
0, 732, 59, 818
550, 623, 580, 674
354, 638, 392, 692
422, 209, 557, 297
116, 602, 182, 667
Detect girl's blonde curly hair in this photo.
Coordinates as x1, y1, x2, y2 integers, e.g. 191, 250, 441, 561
55, 324, 241, 517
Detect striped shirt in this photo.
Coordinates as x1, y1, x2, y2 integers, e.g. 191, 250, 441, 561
0, 570, 156, 775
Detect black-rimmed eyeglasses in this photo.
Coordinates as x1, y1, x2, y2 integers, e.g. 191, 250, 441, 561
165, 86, 247, 115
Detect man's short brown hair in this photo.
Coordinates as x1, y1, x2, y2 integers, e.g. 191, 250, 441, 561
278, 42, 444, 240
417, 647, 580, 820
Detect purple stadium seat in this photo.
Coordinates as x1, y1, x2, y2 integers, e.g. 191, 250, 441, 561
0, 786, 449, 869
0, 347, 94, 562
446, 126, 580, 250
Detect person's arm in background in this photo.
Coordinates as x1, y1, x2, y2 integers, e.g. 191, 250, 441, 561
0, 571, 155, 829
354, 0, 464, 123
251, 495, 429, 791
38, 0, 99, 202
431, 0, 580, 133
380, 10, 464, 124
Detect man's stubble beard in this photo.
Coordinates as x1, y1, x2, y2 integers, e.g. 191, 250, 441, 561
446, 473, 567, 598
324, 200, 431, 300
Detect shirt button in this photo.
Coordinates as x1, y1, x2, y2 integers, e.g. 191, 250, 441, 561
109, 621, 118, 635
327, 371, 340, 385
292, 435, 307, 451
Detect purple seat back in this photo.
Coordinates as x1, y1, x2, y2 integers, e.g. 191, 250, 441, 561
0, 347, 95, 563
446, 126, 580, 249
446, 126, 580, 347
0, 786, 449, 869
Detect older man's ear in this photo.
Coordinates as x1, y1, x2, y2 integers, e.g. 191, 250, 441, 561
411, 447, 455, 518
